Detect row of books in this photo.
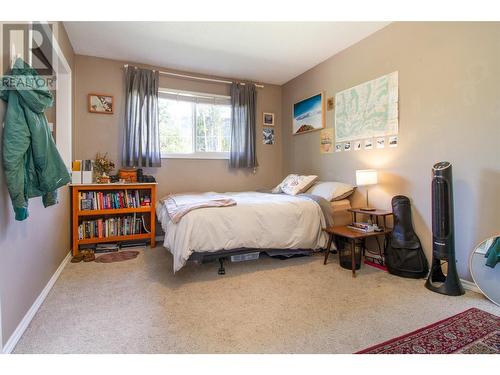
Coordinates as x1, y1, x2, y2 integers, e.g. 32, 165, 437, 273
79, 241, 148, 254
77, 214, 150, 240
79, 190, 151, 210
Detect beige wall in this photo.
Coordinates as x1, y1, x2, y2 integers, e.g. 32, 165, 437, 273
74, 55, 283, 199
0, 22, 74, 348
282, 22, 500, 280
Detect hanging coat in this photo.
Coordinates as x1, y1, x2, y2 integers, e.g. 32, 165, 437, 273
485, 237, 500, 268
1, 58, 70, 221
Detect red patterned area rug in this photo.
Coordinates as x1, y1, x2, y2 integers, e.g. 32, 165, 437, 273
94, 250, 140, 263
357, 308, 499, 354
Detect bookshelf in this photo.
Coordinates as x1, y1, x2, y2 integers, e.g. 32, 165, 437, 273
71, 183, 157, 256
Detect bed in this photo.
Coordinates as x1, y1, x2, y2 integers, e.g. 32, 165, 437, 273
156, 191, 352, 273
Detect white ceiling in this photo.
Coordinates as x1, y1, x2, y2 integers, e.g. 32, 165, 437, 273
64, 22, 389, 85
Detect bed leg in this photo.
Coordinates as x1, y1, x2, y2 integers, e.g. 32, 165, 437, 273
218, 258, 226, 275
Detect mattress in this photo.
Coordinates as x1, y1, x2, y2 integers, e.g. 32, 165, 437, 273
157, 192, 329, 272
331, 199, 352, 226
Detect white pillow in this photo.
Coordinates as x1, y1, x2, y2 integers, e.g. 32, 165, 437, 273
273, 174, 319, 195
306, 181, 355, 201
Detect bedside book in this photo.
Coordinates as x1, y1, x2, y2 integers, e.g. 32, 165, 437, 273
348, 222, 376, 232
347, 225, 372, 233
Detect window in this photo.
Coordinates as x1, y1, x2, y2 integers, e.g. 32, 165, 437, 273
158, 89, 231, 159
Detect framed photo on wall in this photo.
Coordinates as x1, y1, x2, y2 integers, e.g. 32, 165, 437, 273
292, 92, 325, 135
263, 128, 275, 145
88, 93, 114, 114
263, 112, 275, 126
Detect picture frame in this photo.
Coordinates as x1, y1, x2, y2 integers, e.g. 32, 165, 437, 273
263, 128, 275, 145
88, 93, 114, 114
320, 128, 334, 154
292, 92, 325, 135
263, 112, 275, 126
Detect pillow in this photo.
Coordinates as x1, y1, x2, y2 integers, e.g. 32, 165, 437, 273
273, 174, 319, 195
306, 181, 355, 201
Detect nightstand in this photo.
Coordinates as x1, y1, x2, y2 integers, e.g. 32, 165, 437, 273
323, 225, 392, 277
348, 208, 393, 229
348, 208, 393, 265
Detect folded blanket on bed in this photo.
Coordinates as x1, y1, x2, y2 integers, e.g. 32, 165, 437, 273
298, 193, 334, 228
162, 193, 237, 223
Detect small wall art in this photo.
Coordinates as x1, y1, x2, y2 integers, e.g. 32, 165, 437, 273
263, 112, 275, 126
320, 128, 334, 154
263, 128, 275, 145
389, 135, 398, 147
88, 93, 114, 114
327, 97, 334, 111
376, 137, 385, 149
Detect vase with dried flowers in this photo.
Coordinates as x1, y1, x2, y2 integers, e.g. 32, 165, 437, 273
94, 152, 115, 184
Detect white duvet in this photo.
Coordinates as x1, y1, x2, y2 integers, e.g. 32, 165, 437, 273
156, 192, 328, 272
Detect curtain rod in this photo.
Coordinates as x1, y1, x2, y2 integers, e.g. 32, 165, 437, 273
123, 64, 264, 88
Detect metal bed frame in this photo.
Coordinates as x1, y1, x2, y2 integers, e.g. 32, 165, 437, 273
189, 248, 315, 275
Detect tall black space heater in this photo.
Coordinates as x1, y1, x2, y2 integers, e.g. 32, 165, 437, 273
425, 162, 464, 296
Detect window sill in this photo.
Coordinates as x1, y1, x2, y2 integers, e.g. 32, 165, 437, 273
161, 152, 229, 160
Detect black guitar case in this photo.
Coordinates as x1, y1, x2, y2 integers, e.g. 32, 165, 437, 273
385, 195, 429, 279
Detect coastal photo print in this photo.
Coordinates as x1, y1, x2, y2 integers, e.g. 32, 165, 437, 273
263, 128, 275, 145
292, 92, 325, 135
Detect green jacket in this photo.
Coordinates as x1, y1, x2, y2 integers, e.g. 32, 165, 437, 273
485, 237, 500, 268
1, 58, 70, 221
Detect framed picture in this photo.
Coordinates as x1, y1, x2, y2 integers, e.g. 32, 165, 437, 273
320, 128, 334, 154
263, 128, 275, 145
292, 92, 325, 135
263, 112, 275, 126
88, 93, 114, 114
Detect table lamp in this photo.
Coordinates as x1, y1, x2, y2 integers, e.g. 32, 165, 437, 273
356, 169, 378, 211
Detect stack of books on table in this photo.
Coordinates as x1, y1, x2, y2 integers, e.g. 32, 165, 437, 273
347, 222, 375, 233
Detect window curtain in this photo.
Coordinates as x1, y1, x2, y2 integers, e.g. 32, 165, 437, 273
229, 83, 258, 169
122, 66, 161, 167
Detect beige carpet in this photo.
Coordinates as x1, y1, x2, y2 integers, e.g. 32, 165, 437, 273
14, 247, 500, 354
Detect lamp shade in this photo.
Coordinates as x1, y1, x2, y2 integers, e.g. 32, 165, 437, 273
356, 169, 378, 186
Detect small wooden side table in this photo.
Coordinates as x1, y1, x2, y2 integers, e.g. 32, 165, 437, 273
348, 208, 393, 228
323, 226, 392, 277
348, 208, 393, 264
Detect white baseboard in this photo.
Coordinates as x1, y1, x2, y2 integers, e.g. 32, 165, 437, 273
2, 251, 72, 354
461, 278, 481, 294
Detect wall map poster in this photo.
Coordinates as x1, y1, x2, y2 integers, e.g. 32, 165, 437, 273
335, 71, 398, 142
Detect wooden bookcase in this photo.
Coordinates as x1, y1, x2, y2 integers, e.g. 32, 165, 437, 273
71, 183, 157, 256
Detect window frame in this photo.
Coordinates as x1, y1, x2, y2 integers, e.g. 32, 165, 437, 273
158, 88, 231, 160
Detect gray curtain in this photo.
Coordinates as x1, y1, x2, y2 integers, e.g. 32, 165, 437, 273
122, 66, 161, 167
229, 83, 258, 169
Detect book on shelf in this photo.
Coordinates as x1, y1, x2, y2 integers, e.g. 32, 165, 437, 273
120, 241, 148, 249
79, 190, 151, 211
95, 243, 120, 253
78, 213, 150, 240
